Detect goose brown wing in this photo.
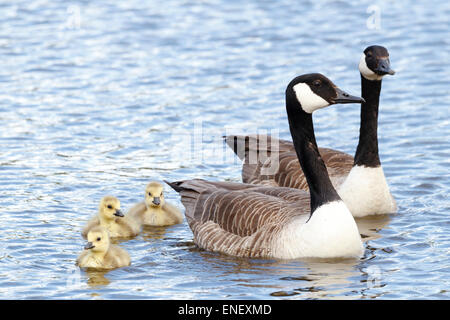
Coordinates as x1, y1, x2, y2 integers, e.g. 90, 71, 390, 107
224, 134, 294, 160
224, 134, 295, 184
267, 147, 354, 190
319, 147, 355, 184
225, 135, 354, 189
166, 179, 309, 237
166, 179, 310, 257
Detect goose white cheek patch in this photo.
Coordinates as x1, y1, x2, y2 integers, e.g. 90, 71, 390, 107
359, 54, 383, 81
293, 83, 329, 113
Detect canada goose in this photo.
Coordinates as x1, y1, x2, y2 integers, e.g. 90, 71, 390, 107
166, 73, 365, 259
127, 181, 183, 227
225, 45, 396, 217
82, 196, 141, 238
76, 226, 131, 269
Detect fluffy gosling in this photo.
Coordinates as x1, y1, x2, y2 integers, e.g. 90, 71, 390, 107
76, 226, 131, 269
82, 196, 141, 238
127, 181, 183, 227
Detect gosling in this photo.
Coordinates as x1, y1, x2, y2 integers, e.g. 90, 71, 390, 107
76, 226, 131, 269
82, 196, 141, 238
127, 181, 183, 227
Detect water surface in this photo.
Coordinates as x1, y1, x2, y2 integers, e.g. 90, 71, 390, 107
0, 0, 449, 299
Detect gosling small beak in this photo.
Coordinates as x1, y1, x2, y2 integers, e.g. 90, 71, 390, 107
114, 209, 124, 217
84, 242, 95, 250
332, 88, 365, 104
374, 58, 395, 76
152, 197, 161, 205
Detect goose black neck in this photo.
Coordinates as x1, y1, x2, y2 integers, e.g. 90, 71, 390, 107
286, 92, 341, 214
354, 74, 382, 167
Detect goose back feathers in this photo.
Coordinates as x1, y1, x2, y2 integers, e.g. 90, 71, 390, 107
167, 179, 362, 259
224, 134, 354, 190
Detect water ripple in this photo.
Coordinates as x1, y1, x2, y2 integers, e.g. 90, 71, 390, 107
0, 0, 449, 299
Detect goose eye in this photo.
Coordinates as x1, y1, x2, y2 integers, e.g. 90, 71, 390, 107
313, 80, 321, 87
367, 51, 373, 57
96, 237, 101, 241
148, 192, 152, 196
107, 205, 113, 209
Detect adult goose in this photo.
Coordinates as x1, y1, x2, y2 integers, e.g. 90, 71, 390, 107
166, 74, 365, 259
225, 45, 396, 217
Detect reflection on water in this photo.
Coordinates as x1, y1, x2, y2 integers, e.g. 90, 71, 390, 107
141, 226, 171, 241
192, 252, 365, 299
357, 215, 392, 242
85, 269, 111, 287
272, 260, 360, 299
0, 0, 449, 299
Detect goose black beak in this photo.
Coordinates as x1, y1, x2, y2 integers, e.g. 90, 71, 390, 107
84, 242, 95, 250
375, 58, 395, 75
152, 197, 161, 205
333, 88, 365, 104
114, 209, 124, 217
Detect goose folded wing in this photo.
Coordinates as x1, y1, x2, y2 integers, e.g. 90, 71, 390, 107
167, 179, 310, 237
225, 134, 354, 189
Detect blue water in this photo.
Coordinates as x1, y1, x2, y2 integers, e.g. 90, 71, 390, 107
0, 0, 449, 299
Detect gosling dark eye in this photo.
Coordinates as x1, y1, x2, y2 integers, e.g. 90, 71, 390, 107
107, 205, 113, 209
313, 80, 321, 87
96, 237, 101, 241
148, 192, 152, 196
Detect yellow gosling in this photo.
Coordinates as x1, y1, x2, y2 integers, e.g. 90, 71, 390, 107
76, 226, 130, 269
127, 181, 183, 227
82, 196, 141, 238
